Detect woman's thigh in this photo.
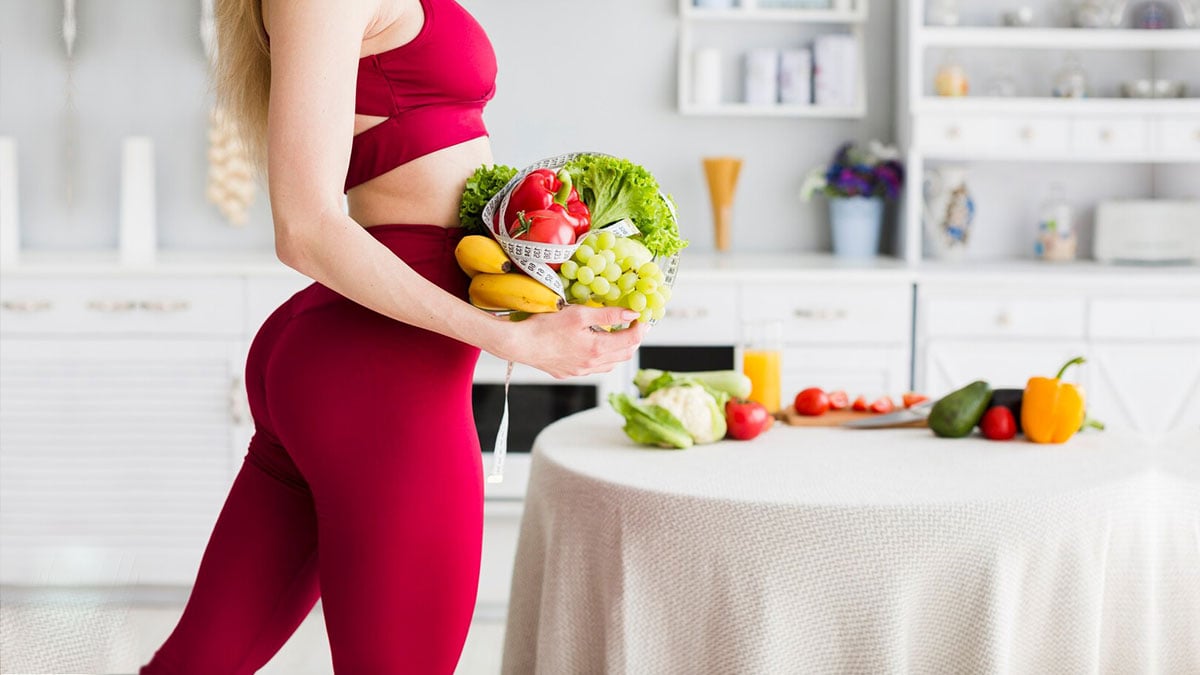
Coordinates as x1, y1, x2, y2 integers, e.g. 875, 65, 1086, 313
265, 297, 484, 673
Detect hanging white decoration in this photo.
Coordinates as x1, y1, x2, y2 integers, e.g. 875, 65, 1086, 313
62, 0, 77, 58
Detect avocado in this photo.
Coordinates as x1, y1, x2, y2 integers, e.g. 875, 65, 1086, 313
928, 380, 993, 438
983, 388, 1024, 433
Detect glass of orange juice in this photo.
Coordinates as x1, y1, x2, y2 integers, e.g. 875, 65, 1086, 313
741, 320, 783, 413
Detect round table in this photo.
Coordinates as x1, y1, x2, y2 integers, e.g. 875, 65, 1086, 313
501, 408, 1200, 674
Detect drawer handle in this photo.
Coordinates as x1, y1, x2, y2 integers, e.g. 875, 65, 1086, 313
945, 125, 961, 140
87, 299, 139, 313
1193, 128, 1200, 142
1099, 128, 1114, 143
793, 308, 847, 321
1020, 126, 1035, 141
996, 310, 1013, 328
1, 299, 53, 313
664, 307, 708, 320
139, 299, 191, 313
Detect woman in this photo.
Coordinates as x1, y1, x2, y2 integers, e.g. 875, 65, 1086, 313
139, 0, 647, 671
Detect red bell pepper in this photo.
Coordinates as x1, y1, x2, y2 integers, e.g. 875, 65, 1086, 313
510, 209, 576, 270
503, 169, 591, 239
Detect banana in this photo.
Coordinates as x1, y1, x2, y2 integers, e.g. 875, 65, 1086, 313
469, 273, 565, 314
455, 235, 513, 277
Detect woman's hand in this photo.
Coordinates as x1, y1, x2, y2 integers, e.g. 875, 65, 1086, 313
496, 305, 650, 379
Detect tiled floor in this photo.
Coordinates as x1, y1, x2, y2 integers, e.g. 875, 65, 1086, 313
0, 587, 505, 674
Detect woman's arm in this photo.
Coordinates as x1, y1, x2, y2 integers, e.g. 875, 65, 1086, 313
263, 0, 646, 378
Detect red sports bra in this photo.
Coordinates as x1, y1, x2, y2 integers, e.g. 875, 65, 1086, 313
344, 0, 497, 192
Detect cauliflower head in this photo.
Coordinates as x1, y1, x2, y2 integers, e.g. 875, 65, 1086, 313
644, 383, 727, 444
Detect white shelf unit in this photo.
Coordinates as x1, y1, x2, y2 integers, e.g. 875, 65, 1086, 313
677, 0, 869, 118
898, 0, 1200, 265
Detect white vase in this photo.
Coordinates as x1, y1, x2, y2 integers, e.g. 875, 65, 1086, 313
0, 137, 18, 266
922, 166, 975, 260
119, 137, 157, 266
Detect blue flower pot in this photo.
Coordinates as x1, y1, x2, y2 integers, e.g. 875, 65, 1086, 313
829, 196, 884, 259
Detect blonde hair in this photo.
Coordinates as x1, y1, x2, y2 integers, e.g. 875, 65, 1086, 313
211, 0, 271, 178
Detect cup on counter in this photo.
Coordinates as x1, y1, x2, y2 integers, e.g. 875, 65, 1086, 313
741, 319, 783, 413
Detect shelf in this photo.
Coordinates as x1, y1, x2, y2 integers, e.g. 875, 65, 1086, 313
682, 6, 867, 23
680, 102, 865, 118
915, 96, 1200, 116
918, 27, 1200, 50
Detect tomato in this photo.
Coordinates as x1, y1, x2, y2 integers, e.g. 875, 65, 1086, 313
794, 387, 830, 416
869, 396, 895, 414
980, 406, 1016, 441
828, 390, 850, 410
725, 399, 774, 441
902, 392, 930, 408
851, 395, 869, 412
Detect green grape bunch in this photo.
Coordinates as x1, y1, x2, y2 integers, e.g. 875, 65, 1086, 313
558, 231, 672, 324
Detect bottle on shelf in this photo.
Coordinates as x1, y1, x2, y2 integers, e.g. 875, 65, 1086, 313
927, 0, 959, 26
1052, 53, 1089, 98
1034, 183, 1078, 262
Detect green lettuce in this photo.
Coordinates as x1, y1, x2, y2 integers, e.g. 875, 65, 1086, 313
608, 393, 694, 449
563, 155, 688, 258
459, 164, 518, 234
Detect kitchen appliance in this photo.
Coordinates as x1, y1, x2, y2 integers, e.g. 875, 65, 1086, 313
472, 352, 627, 499
1094, 200, 1200, 264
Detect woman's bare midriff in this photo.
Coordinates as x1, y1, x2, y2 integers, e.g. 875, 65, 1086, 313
346, 134, 494, 230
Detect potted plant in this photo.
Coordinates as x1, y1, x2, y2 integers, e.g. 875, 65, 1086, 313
801, 141, 905, 259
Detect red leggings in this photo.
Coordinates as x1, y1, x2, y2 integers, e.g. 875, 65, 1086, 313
140, 225, 484, 674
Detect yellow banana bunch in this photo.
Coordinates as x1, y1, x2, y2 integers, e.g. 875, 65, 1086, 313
455, 235, 513, 277
469, 273, 565, 314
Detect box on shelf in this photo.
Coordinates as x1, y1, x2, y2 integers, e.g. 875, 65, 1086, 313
814, 33, 857, 108
780, 48, 814, 105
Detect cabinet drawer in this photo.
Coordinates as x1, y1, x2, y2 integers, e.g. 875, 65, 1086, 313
1089, 299, 1200, 339
1071, 117, 1147, 156
740, 284, 911, 344
923, 297, 1086, 339
0, 277, 245, 336
1152, 117, 1200, 159
918, 115, 994, 153
644, 280, 739, 345
993, 117, 1070, 156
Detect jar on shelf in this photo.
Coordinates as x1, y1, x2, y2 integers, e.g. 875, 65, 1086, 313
984, 64, 1019, 97
1052, 53, 1089, 98
934, 52, 969, 97
1034, 183, 1078, 262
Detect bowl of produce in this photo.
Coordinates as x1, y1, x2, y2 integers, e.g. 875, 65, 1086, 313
458, 152, 685, 326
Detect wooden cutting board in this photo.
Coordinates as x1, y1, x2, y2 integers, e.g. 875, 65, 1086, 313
774, 406, 928, 429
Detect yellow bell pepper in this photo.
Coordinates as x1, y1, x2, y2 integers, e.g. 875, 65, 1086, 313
1022, 356, 1087, 444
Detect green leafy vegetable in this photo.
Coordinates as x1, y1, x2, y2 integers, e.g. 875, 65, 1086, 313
608, 393, 694, 449
459, 164, 518, 234
634, 368, 751, 401
564, 155, 688, 258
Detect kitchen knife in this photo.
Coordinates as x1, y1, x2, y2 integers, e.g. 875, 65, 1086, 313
841, 401, 933, 428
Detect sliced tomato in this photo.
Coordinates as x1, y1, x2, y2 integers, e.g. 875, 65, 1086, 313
870, 396, 895, 414
902, 392, 930, 408
851, 395, 869, 412
828, 390, 849, 410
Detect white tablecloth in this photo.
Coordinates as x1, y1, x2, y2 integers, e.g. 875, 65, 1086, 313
501, 408, 1200, 675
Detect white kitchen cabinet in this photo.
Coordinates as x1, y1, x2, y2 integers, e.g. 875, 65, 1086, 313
0, 338, 244, 585
740, 282, 911, 345
643, 279, 740, 346
917, 338, 1089, 397
1087, 343, 1200, 435
477, 501, 523, 616
780, 345, 909, 400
